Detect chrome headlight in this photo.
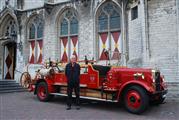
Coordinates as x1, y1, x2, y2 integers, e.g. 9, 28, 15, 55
151, 69, 156, 83
151, 69, 160, 82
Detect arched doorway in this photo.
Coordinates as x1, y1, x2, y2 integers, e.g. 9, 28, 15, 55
0, 14, 17, 80
3, 42, 16, 79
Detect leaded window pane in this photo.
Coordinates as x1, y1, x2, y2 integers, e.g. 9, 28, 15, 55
29, 24, 35, 39
103, 3, 113, 14
65, 10, 73, 19
98, 12, 108, 31
110, 10, 120, 30
61, 18, 68, 35
37, 22, 43, 38
10, 24, 15, 34
70, 17, 78, 34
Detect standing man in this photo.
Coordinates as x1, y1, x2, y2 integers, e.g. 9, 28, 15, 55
65, 55, 80, 110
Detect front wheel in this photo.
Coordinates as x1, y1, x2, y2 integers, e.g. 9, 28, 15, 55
123, 86, 149, 114
36, 82, 54, 102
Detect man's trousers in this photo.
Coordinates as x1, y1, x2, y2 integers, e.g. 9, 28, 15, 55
67, 82, 80, 107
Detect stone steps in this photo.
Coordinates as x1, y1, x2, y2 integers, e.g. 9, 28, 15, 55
0, 80, 27, 93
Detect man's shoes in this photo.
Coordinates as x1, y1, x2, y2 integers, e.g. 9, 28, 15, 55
66, 106, 71, 110
76, 106, 80, 110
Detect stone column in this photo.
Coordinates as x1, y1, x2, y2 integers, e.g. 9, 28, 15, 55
121, 1, 127, 66
140, 0, 150, 67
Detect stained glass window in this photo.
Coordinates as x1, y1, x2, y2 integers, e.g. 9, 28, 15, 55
37, 22, 43, 38
29, 24, 35, 39
70, 17, 78, 34
98, 3, 120, 32
97, 2, 121, 60
4, 20, 17, 37
98, 12, 108, 32
61, 18, 68, 35
59, 9, 79, 62
103, 3, 113, 14
10, 24, 15, 34
28, 16, 44, 64
110, 10, 120, 30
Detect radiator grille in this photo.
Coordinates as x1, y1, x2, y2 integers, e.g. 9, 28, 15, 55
155, 71, 161, 91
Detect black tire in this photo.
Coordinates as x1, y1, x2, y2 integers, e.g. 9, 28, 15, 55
36, 82, 54, 102
123, 86, 149, 114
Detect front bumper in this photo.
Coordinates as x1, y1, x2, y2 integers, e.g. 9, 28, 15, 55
151, 89, 168, 100
153, 89, 168, 96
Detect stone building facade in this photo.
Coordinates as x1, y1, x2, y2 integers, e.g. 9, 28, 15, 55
0, 0, 179, 84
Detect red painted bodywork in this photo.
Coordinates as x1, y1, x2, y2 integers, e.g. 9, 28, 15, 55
33, 64, 167, 102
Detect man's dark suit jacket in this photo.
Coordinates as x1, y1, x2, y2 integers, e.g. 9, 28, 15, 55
65, 63, 80, 84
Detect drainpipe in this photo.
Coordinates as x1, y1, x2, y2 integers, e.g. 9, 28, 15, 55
176, 0, 179, 81
144, 0, 150, 59
121, 1, 127, 66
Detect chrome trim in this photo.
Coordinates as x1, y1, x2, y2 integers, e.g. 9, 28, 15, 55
50, 93, 118, 102
133, 73, 145, 79
151, 69, 156, 83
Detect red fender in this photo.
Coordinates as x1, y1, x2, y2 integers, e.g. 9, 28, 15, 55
45, 78, 56, 93
116, 80, 155, 101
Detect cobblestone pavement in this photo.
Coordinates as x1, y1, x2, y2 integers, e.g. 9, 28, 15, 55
0, 92, 179, 120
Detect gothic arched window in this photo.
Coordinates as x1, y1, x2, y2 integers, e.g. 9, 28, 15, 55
29, 24, 35, 39
37, 22, 43, 38
5, 20, 17, 37
59, 9, 78, 62
28, 16, 44, 64
97, 2, 121, 60
61, 18, 68, 35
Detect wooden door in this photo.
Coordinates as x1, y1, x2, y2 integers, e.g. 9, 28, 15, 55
3, 43, 16, 79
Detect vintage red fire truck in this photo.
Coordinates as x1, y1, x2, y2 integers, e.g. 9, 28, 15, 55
21, 61, 167, 114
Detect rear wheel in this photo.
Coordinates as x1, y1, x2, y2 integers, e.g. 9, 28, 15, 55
123, 86, 149, 114
20, 72, 31, 89
37, 82, 54, 102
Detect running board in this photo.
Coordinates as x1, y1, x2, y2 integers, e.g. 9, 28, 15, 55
50, 93, 118, 103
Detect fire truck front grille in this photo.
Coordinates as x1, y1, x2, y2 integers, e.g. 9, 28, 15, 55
155, 71, 161, 91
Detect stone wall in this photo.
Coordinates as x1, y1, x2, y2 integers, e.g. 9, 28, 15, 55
38, 1, 95, 62
77, 4, 94, 60
0, 0, 17, 11
127, 1, 143, 67
148, 0, 178, 82
23, 0, 44, 10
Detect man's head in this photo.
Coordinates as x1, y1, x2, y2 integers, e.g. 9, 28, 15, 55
70, 55, 77, 64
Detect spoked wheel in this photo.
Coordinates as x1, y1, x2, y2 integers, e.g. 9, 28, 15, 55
124, 86, 149, 114
20, 72, 31, 89
37, 82, 54, 102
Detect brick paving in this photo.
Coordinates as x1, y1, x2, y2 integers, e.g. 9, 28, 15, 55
0, 92, 179, 120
